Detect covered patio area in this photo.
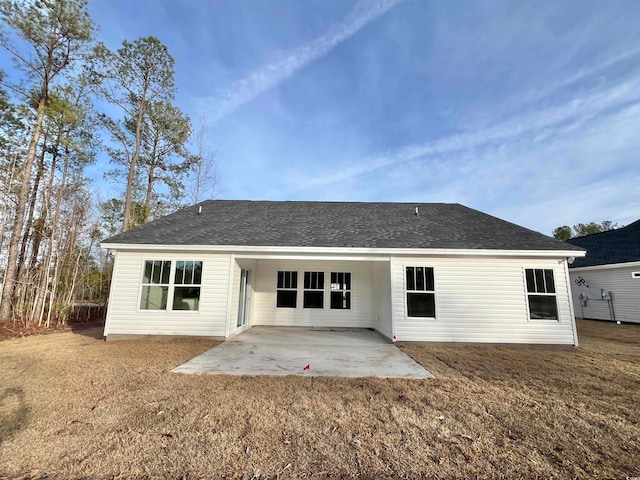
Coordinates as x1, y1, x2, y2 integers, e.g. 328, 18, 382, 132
172, 327, 433, 379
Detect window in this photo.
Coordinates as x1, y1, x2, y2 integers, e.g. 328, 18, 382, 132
405, 266, 435, 317
277, 271, 298, 308
140, 261, 171, 310
525, 268, 558, 320
140, 260, 202, 311
304, 271, 324, 308
172, 261, 202, 311
330, 272, 351, 309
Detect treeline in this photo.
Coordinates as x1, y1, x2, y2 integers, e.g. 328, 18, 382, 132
552, 221, 619, 241
0, 0, 218, 327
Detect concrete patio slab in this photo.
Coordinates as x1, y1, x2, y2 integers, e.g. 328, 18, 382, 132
172, 327, 433, 379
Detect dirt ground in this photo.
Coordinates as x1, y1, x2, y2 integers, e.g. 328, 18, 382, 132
0, 319, 638, 479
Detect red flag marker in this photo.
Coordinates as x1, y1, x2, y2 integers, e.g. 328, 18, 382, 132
303, 364, 310, 371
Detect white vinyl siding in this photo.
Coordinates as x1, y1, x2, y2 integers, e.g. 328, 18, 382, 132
104, 249, 580, 344
391, 256, 576, 344
105, 251, 232, 337
252, 259, 374, 328
570, 265, 640, 323
373, 262, 393, 339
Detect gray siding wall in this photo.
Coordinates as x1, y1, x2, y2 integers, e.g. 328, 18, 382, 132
570, 265, 640, 323
391, 256, 577, 344
104, 251, 232, 337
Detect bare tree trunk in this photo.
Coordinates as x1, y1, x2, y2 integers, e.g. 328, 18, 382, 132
62, 246, 83, 325
35, 239, 50, 326
143, 164, 154, 224
123, 97, 147, 232
0, 98, 47, 325
142, 136, 158, 224
194, 114, 205, 204
29, 150, 57, 271
45, 257, 60, 328
28, 151, 57, 326
29, 132, 59, 270
191, 113, 219, 203
0, 150, 21, 262
34, 147, 69, 325
123, 153, 137, 232
16, 133, 48, 283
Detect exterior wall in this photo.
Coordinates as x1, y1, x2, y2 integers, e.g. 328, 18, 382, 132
104, 250, 232, 337
391, 256, 577, 344
104, 249, 581, 343
373, 262, 393, 338
570, 265, 640, 323
252, 259, 375, 328
228, 258, 257, 335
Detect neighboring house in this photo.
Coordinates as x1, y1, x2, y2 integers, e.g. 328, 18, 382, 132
566, 220, 640, 324
101, 200, 585, 345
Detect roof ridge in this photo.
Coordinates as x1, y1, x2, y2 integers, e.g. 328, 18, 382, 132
568, 221, 634, 241
199, 199, 455, 205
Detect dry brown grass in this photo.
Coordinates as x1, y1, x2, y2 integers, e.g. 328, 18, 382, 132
0, 320, 638, 479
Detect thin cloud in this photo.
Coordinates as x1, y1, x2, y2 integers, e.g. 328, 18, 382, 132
379, 102, 640, 233
515, 45, 640, 108
295, 67, 640, 189
207, 0, 402, 122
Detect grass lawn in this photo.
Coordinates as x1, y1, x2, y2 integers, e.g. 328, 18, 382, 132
0, 320, 638, 479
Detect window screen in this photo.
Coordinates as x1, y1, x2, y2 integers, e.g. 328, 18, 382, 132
405, 266, 435, 318
330, 272, 351, 309
172, 261, 202, 311
276, 271, 298, 308
140, 260, 171, 310
303, 271, 324, 308
525, 268, 558, 320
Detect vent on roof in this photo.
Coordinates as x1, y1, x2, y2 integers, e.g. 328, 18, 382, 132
198, 206, 202, 214
415, 206, 419, 216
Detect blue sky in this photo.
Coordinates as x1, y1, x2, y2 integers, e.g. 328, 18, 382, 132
8, 0, 640, 235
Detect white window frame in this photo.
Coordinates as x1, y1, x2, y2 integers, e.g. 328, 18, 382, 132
137, 259, 203, 313
139, 260, 171, 311
524, 267, 559, 322
303, 271, 325, 309
276, 270, 298, 308
330, 271, 351, 310
404, 265, 437, 319
171, 260, 203, 312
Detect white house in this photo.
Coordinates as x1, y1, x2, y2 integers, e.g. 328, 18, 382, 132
567, 219, 640, 324
101, 201, 585, 345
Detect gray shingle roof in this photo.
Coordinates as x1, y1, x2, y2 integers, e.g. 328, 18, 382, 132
566, 219, 640, 268
102, 200, 583, 252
